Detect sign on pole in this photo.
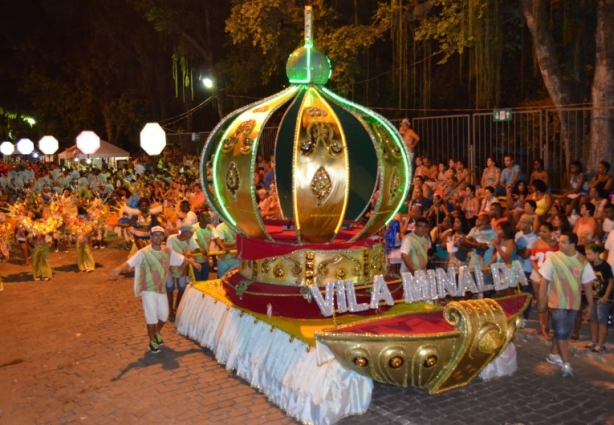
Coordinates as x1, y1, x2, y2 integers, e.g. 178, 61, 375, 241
493, 109, 513, 122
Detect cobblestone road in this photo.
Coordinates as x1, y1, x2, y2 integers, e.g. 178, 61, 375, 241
1, 241, 613, 425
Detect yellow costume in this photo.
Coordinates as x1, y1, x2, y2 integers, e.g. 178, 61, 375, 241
77, 237, 95, 272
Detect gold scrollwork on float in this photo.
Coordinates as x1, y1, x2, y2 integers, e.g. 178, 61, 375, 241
238, 245, 385, 287
315, 295, 527, 394
225, 162, 240, 200
311, 166, 333, 207
388, 167, 401, 204
306, 106, 328, 118
222, 119, 255, 152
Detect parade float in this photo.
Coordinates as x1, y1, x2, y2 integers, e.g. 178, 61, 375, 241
176, 7, 529, 424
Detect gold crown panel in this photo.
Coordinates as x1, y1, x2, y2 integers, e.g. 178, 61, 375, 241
350, 116, 409, 243
238, 244, 386, 286
214, 88, 298, 240
293, 87, 349, 244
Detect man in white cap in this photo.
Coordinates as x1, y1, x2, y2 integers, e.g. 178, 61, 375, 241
165, 224, 197, 321
111, 226, 201, 353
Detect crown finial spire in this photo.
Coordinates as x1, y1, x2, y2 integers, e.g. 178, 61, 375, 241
304, 6, 313, 47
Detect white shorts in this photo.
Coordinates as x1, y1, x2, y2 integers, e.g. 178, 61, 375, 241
141, 291, 169, 324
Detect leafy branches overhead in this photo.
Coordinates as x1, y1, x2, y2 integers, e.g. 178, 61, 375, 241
225, 0, 380, 88
414, 0, 488, 63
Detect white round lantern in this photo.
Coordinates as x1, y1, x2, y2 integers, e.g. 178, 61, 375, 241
1, 141, 15, 155
76, 131, 101, 155
39, 135, 59, 155
16, 138, 34, 155
140, 123, 166, 156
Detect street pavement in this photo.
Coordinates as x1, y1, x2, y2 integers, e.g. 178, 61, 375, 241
1, 239, 613, 425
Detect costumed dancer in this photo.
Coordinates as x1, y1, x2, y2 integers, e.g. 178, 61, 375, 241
30, 233, 52, 281
126, 198, 163, 250
215, 220, 239, 279
77, 234, 95, 273
15, 223, 30, 266
191, 211, 221, 281
111, 226, 201, 353
165, 225, 196, 320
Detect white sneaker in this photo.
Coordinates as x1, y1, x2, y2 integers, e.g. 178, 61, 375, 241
546, 353, 564, 366
561, 362, 573, 377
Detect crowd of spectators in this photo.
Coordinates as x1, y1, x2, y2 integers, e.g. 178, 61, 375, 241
0, 139, 612, 364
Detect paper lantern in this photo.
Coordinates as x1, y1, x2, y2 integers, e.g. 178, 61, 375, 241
76, 131, 100, 155
140, 123, 166, 156
0, 141, 14, 155
16, 138, 34, 155
39, 136, 59, 155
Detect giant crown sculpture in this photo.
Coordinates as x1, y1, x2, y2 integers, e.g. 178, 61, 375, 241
200, 7, 411, 317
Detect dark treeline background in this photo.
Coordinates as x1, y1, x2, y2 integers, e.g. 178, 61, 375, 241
0, 0, 611, 164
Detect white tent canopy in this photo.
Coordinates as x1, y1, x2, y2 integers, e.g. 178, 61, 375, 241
58, 140, 129, 159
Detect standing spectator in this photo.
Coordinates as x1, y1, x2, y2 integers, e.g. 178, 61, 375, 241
191, 211, 221, 281
584, 243, 613, 353
538, 232, 594, 377
111, 226, 201, 353
216, 220, 239, 278
165, 225, 196, 320
516, 214, 539, 320
399, 118, 420, 165
400, 218, 431, 274
176, 199, 198, 228
530, 223, 559, 340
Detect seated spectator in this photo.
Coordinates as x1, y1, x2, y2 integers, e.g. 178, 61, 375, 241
479, 186, 498, 216
462, 213, 498, 269
497, 154, 521, 197
588, 161, 614, 194
487, 220, 518, 269
460, 184, 480, 228
436, 161, 448, 186
549, 212, 572, 242
601, 202, 614, 239
589, 185, 609, 220
573, 202, 599, 251
455, 160, 473, 185
508, 180, 529, 215
479, 157, 501, 197
529, 158, 549, 191
530, 179, 552, 224
490, 202, 508, 230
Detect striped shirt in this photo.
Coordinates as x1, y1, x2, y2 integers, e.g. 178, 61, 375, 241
539, 251, 596, 310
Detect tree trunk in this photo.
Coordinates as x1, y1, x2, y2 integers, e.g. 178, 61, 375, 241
588, 0, 614, 173
522, 0, 577, 170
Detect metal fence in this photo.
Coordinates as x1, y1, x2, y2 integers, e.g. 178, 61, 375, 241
400, 106, 612, 191
168, 106, 612, 192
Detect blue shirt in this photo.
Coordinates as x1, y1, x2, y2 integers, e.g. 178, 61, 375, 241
500, 164, 520, 186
